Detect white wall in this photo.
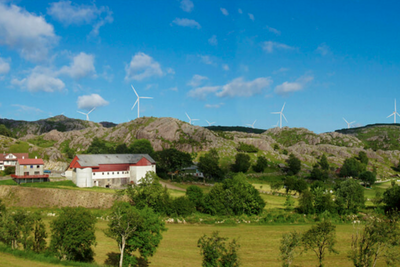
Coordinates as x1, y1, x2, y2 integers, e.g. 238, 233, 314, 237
92, 170, 130, 180
76, 168, 93, 188
129, 165, 156, 184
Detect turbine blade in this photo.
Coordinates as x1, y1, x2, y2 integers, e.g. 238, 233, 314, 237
397, 112, 400, 117
77, 111, 86, 115
185, 112, 190, 120
88, 107, 96, 114
343, 118, 348, 124
271, 112, 280, 114
206, 120, 210, 125
131, 99, 139, 110
282, 113, 288, 122
387, 113, 394, 118
131, 85, 139, 98
281, 102, 286, 112
140, 97, 153, 99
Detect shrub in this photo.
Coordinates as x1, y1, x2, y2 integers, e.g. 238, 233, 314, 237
171, 196, 195, 216
237, 142, 258, 153
253, 156, 268, 173
231, 153, 251, 173
186, 185, 205, 212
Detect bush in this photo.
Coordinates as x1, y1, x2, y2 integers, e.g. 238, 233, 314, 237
252, 156, 268, 173
334, 179, 365, 214
186, 185, 205, 212
237, 142, 258, 153
204, 173, 265, 216
231, 153, 251, 173
171, 196, 195, 216
286, 154, 301, 175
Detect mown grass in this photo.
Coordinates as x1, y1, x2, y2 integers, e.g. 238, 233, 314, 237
0, 179, 18, 185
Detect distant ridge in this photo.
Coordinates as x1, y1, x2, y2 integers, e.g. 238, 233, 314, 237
205, 125, 267, 134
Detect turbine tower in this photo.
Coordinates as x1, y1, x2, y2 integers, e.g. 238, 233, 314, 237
271, 103, 288, 128
186, 112, 199, 125
246, 120, 257, 129
343, 118, 355, 129
77, 107, 95, 121
387, 99, 400, 123
131, 85, 153, 118
206, 120, 215, 126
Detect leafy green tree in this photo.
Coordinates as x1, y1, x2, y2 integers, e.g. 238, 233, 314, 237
231, 153, 251, 173
302, 221, 338, 267
197, 231, 240, 267
318, 154, 330, 171
50, 207, 97, 262
125, 171, 171, 215
383, 182, 400, 211
115, 143, 130, 154
339, 158, 365, 178
279, 231, 302, 267
0, 199, 5, 217
357, 151, 369, 165
298, 190, 314, 214
285, 177, 308, 195
0, 124, 13, 137
186, 185, 205, 212
204, 173, 265, 216
31, 212, 47, 253
287, 154, 301, 175
349, 216, 400, 267
284, 195, 295, 212
335, 179, 365, 214
198, 149, 224, 181
129, 139, 155, 157
154, 148, 192, 178
269, 180, 284, 193
312, 187, 335, 215
253, 156, 268, 173
86, 137, 114, 154
359, 171, 376, 187
171, 196, 195, 216
124, 207, 167, 265
310, 165, 328, 182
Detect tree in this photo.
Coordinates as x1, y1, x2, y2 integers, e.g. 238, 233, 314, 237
186, 185, 205, 212
253, 156, 268, 173
204, 173, 265, 216
383, 182, 400, 211
359, 171, 376, 187
154, 148, 192, 178
115, 143, 130, 154
269, 180, 284, 193
129, 139, 155, 157
279, 231, 302, 267
50, 207, 97, 262
198, 149, 224, 181
310, 165, 328, 182
106, 202, 142, 267
86, 137, 114, 154
357, 151, 369, 165
348, 216, 400, 267
318, 154, 330, 171
312, 187, 335, 215
231, 153, 251, 173
298, 190, 314, 214
339, 158, 365, 178
284, 195, 295, 212
197, 231, 240, 267
125, 171, 171, 215
31, 212, 47, 253
284, 176, 308, 195
287, 154, 301, 175
302, 221, 338, 267
335, 179, 365, 214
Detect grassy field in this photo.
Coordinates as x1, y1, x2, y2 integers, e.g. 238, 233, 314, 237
0, 252, 56, 267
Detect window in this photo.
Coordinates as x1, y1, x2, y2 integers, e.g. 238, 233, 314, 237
102, 172, 104, 175
107, 172, 109, 175
30, 165, 33, 168
37, 165, 40, 168
93, 173, 96, 175
117, 172, 119, 174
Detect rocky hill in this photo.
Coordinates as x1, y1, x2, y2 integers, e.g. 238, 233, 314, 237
0, 116, 400, 179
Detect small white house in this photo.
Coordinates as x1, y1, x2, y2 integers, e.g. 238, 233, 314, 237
66, 154, 156, 188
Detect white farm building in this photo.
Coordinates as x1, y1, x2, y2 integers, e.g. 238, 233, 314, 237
66, 154, 156, 188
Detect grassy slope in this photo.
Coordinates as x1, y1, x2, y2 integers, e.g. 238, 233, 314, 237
0, 253, 56, 267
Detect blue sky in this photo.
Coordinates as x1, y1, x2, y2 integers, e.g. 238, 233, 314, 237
1, 0, 400, 133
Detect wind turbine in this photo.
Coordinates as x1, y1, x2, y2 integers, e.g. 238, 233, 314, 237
77, 107, 95, 121
271, 103, 288, 128
186, 112, 199, 125
272, 120, 279, 128
246, 120, 257, 129
387, 99, 400, 123
131, 85, 153, 118
206, 120, 215, 126
343, 118, 355, 129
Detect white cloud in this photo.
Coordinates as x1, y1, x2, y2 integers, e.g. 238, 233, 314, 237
0, 57, 10, 74
220, 8, 229, 16
238, 9, 243, 14
188, 74, 208, 87
172, 18, 201, 29
47, 1, 113, 37
208, 35, 218, 46
266, 26, 281, 35
262, 41, 295, 53
275, 75, 314, 95
59, 52, 95, 79
199, 55, 213, 65
316, 43, 330, 56
217, 77, 272, 97
180, 0, 194, 12
222, 64, 229, 71
166, 67, 175, 75
0, 3, 57, 61
170, 87, 178, 92
248, 13, 255, 21
187, 86, 220, 100
11, 66, 65, 93
273, 67, 289, 74
77, 93, 109, 110
205, 103, 224, 109
12, 104, 43, 114
187, 77, 272, 99
125, 52, 164, 81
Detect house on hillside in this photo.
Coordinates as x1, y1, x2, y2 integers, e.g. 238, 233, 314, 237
0, 153, 29, 171
11, 158, 49, 184
66, 154, 156, 188
182, 164, 204, 178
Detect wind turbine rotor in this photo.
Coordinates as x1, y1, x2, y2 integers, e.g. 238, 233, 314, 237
131, 99, 139, 110
131, 85, 139, 98
281, 102, 286, 112
282, 113, 288, 123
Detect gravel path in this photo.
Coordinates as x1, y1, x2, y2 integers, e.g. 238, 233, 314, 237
159, 181, 186, 191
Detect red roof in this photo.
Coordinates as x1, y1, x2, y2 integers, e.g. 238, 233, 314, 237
18, 159, 44, 165
0, 153, 29, 161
